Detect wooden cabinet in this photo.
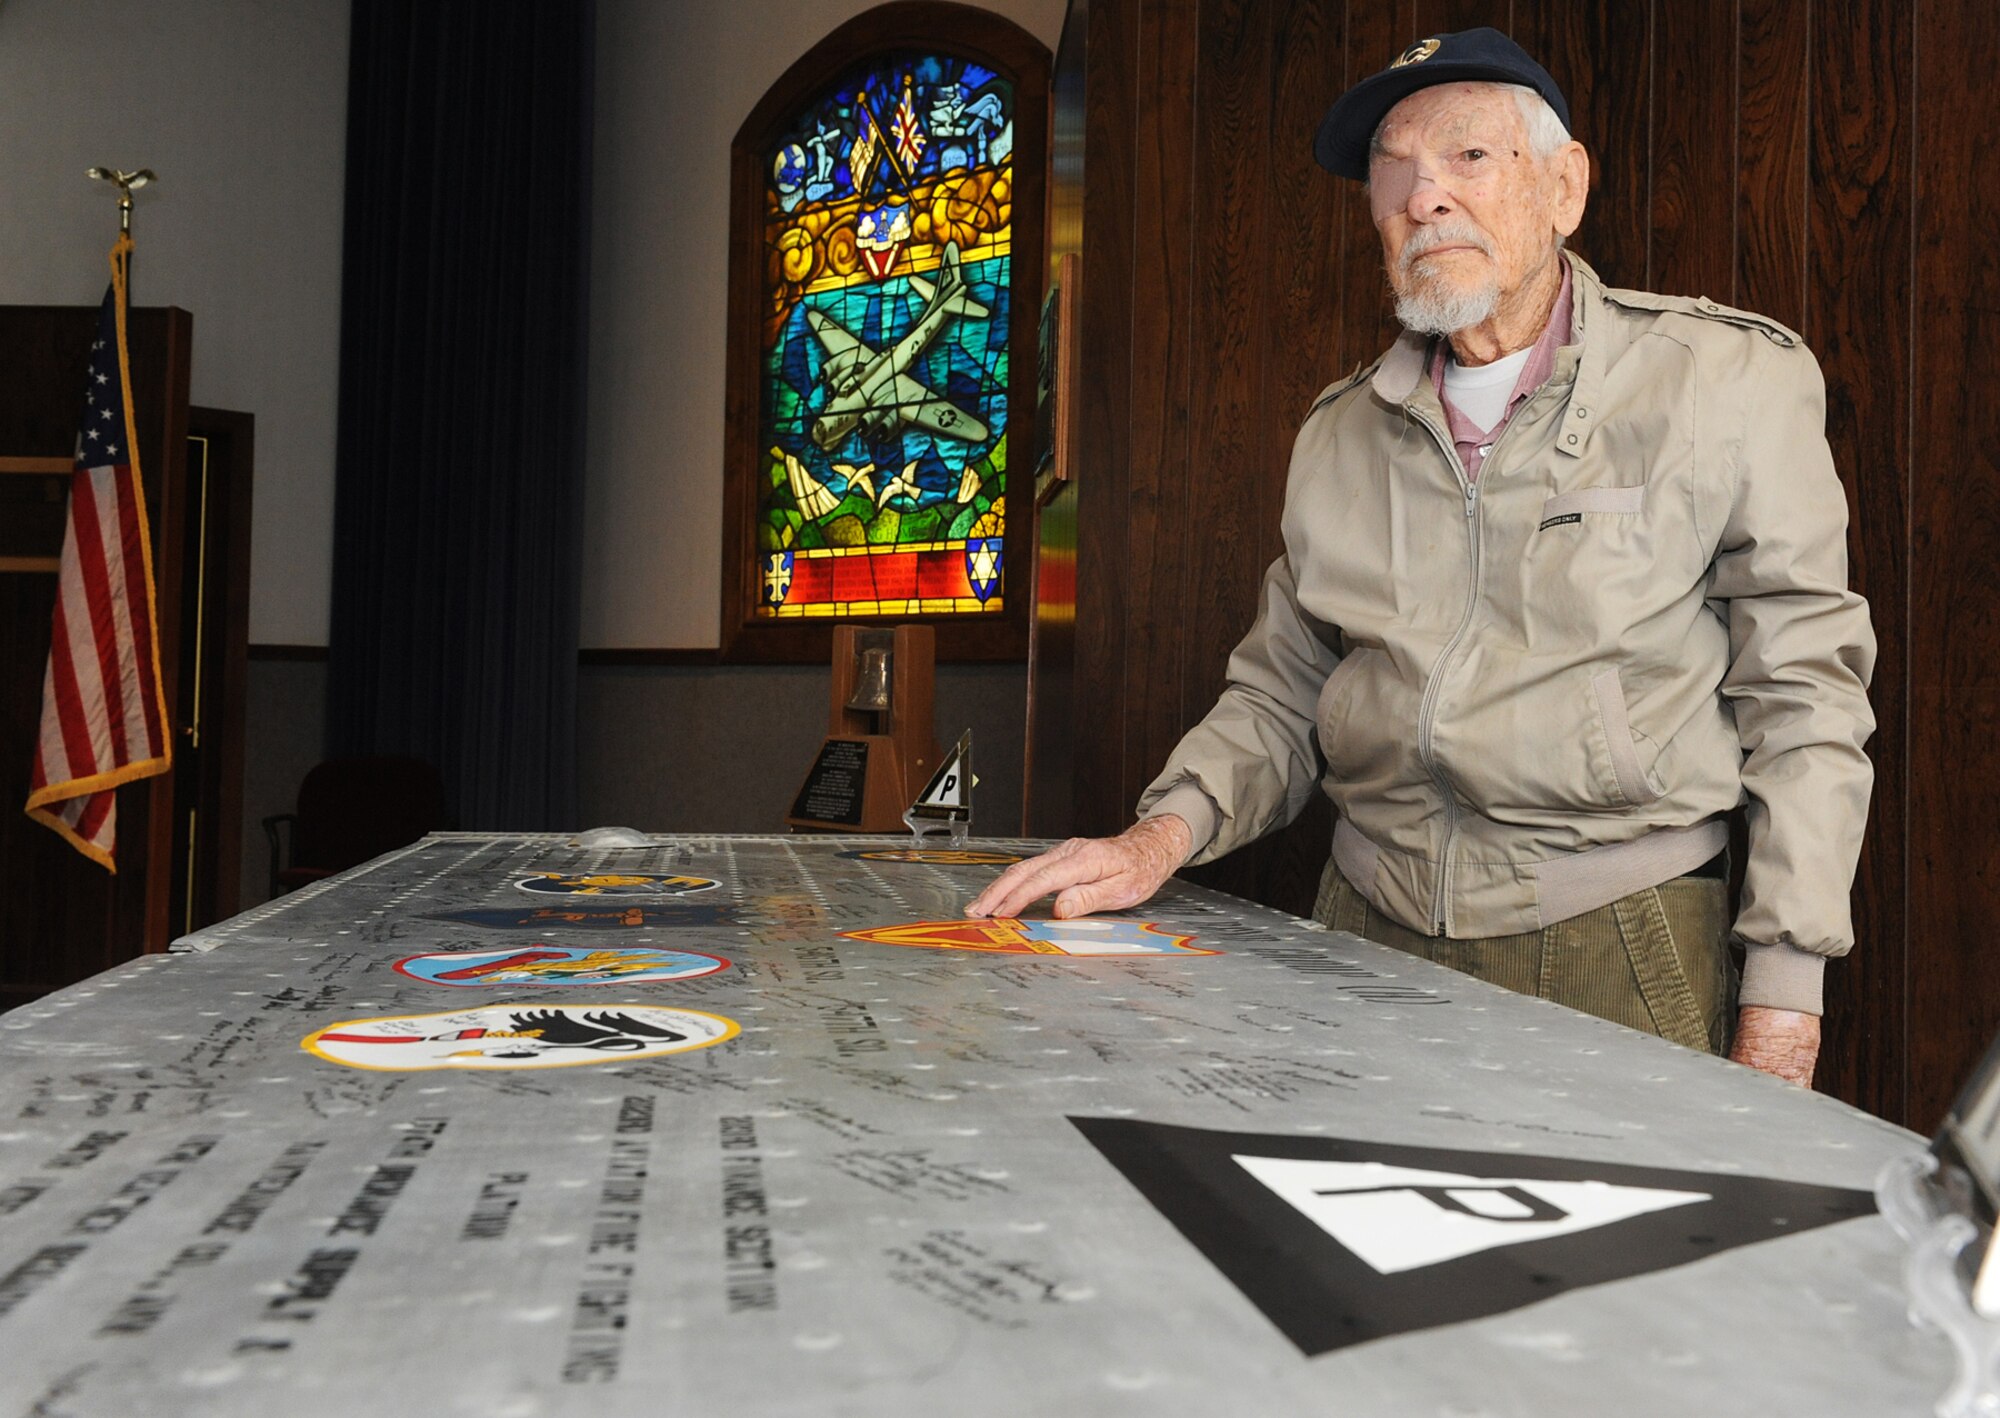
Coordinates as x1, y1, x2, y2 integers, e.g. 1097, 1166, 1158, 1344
0, 306, 251, 1007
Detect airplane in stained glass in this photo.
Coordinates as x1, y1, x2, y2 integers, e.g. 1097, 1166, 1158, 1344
807, 242, 992, 450
755, 53, 1013, 618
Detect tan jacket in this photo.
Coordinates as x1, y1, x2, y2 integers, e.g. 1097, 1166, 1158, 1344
1138, 255, 1876, 1016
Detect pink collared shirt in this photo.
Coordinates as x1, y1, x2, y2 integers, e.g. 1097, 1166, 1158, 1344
1428, 262, 1574, 480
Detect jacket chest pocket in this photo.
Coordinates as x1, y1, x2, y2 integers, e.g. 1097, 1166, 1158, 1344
1510, 476, 1700, 652
1537, 483, 1645, 529
1517, 356, 1704, 609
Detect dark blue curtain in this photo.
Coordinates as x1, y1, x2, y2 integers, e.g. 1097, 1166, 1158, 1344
327, 0, 592, 830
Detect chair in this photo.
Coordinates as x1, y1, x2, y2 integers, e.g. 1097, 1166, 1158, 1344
263, 756, 449, 898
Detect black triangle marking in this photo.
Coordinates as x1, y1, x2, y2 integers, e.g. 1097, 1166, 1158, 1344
1069, 1118, 1875, 1356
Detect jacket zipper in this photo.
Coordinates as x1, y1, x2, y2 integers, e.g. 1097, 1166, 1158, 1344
1407, 401, 1530, 936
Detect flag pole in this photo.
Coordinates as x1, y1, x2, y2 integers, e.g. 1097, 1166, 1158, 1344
86, 166, 154, 235
86, 167, 153, 290
91, 165, 174, 786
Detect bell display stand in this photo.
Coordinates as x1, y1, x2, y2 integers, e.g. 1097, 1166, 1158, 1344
786, 624, 939, 833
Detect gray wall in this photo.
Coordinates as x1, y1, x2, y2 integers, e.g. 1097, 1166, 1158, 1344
577, 663, 1028, 834
240, 659, 1028, 910
0, 0, 351, 646
239, 658, 333, 909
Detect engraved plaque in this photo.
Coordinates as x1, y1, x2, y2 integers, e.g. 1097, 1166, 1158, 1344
790, 738, 868, 826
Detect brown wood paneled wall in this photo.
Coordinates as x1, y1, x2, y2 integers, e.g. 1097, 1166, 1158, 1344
1035, 0, 1995, 1130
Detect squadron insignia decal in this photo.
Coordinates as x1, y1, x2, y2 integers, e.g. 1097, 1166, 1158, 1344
302, 1005, 738, 1070
841, 917, 1214, 957
512, 873, 720, 897
393, 947, 729, 988
1071, 1119, 1875, 1355
1233, 1155, 1708, 1274
431, 904, 745, 930
838, 848, 1024, 865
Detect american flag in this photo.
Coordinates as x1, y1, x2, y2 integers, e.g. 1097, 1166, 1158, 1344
23, 235, 172, 870
848, 111, 881, 195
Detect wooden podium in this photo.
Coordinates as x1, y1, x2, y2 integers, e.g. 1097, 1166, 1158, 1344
786, 625, 939, 833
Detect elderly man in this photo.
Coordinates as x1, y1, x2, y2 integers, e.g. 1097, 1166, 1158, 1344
970, 29, 1876, 1087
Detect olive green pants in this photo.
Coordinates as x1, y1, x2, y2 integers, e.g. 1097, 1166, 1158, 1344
1313, 862, 1737, 1055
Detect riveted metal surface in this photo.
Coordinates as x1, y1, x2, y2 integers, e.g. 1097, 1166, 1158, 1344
0, 834, 1947, 1414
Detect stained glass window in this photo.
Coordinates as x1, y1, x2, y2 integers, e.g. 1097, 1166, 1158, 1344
755, 53, 1014, 620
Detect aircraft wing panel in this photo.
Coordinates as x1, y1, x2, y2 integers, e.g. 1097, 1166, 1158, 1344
806, 308, 872, 360
891, 375, 989, 443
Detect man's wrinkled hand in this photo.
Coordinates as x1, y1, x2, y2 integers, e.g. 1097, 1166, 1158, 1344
965, 816, 1192, 921
1728, 1006, 1820, 1087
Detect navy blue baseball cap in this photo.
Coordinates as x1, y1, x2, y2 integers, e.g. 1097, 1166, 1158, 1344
1313, 28, 1571, 180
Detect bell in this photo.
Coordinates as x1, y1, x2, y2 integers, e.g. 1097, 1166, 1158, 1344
845, 646, 893, 712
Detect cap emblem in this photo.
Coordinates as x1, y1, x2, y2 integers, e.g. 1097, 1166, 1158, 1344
1392, 37, 1442, 67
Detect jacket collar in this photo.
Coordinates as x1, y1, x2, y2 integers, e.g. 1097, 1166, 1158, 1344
1559, 253, 1608, 460
1370, 251, 1608, 460
1370, 329, 1431, 404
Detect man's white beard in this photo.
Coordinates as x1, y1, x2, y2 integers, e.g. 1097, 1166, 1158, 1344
1396, 278, 1499, 336
1393, 222, 1500, 336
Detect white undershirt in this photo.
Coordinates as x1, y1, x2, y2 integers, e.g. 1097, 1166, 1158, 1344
1441, 345, 1533, 435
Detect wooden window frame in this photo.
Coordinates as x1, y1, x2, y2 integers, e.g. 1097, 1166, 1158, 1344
719, 1, 1050, 663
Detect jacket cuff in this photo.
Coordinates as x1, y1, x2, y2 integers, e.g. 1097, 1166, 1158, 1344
1737, 942, 1826, 1016
1141, 784, 1220, 864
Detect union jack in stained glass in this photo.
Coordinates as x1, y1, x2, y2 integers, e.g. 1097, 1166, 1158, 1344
892, 75, 927, 171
